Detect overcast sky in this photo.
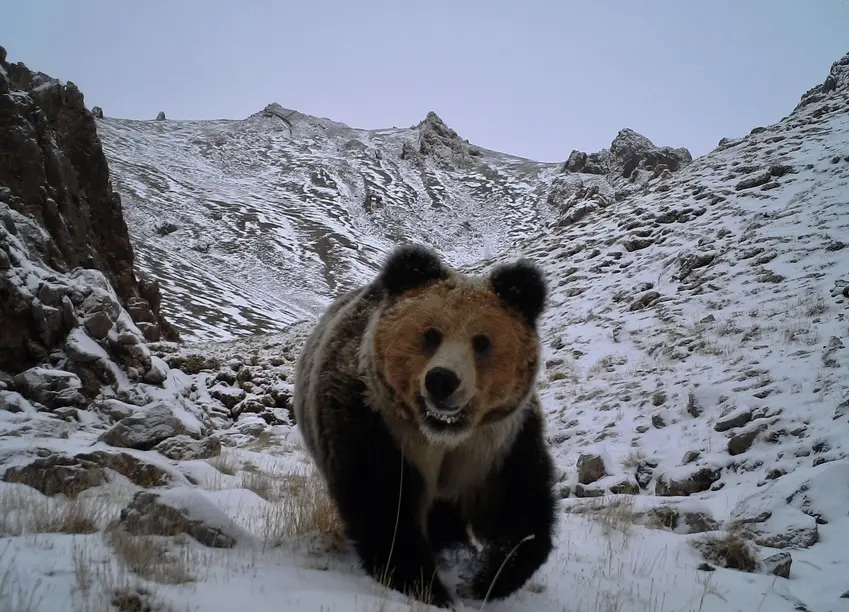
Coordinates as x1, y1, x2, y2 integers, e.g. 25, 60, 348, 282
3, 0, 847, 161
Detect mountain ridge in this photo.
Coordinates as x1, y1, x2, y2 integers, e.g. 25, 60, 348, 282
94, 95, 701, 342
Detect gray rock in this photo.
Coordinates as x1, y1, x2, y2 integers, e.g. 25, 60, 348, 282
762, 551, 792, 578
12, 367, 84, 409
735, 170, 772, 191
93, 398, 136, 422
732, 508, 819, 550
682, 451, 701, 464
154, 434, 221, 461
728, 424, 768, 456
0, 390, 35, 413
629, 290, 661, 311
84, 310, 114, 339
636, 461, 655, 489
3, 455, 106, 498
118, 490, 239, 548
577, 453, 607, 485
573, 484, 605, 498
714, 409, 753, 432
656, 467, 721, 496
142, 356, 169, 385
99, 401, 188, 450
609, 479, 639, 495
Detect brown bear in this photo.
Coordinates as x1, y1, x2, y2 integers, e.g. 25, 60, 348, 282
293, 244, 556, 608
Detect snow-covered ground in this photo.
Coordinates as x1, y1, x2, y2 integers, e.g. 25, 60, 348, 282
2, 52, 849, 612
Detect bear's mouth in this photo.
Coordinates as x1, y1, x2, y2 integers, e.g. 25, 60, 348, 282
416, 395, 470, 430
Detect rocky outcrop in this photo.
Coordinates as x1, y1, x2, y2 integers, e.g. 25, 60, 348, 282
795, 52, 849, 110
411, 111, 474, 166
0, 45, 178, 374
561, 128, 692, 180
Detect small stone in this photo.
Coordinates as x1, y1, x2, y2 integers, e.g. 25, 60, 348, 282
697, 563, 716, 572
577, 453, 607, 485
651, 414, 666, 429
714, 409, 753, 432
231, 397, 266, 418
635, 425, 650, 433
762, 551, 792, 578
84, 311, 114, 339
609, 479, 639, 495
635, 462, 654, 489
728, 424, 768, 456
142, 356, 169, 385
574, 484, 605, 498
656, 467, 721, 496
629, 290, 661, 311
154, 435, 221, 461
683, 450, 700, 464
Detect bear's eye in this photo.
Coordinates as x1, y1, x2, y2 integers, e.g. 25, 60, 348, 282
472, 333, 491, 356
422, 328, 443, 350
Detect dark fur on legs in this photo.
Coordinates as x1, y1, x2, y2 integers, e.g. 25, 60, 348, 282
461, 408, 557, 601
320, 394, 454, 609
427, 500, 472, 555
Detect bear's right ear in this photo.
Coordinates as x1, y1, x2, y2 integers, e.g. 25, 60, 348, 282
376, 244, 449, 297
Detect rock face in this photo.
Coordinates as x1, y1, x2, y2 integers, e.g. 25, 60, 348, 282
560, 128, 693, 180
795, 53, 849, 110
0, 46, 178, 374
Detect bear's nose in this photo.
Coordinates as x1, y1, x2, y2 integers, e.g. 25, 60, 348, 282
424, 367, 461, 400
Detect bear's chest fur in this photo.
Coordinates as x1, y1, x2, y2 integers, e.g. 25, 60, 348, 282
382, 410, 524, 525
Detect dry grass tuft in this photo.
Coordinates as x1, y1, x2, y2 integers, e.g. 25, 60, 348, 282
104, 526, 195, 585
263, 468, 344, 546
692, 532, 758, 572
71, 537, 170, 612
243, 430, 277, 452
568, 494, 639, 538
0, 485, 110, 536
241, 469, 287, 502
207, 451, 239, 476
621, 449, 648, 469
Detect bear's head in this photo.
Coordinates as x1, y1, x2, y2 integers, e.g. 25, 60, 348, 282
368, 244, 547, 445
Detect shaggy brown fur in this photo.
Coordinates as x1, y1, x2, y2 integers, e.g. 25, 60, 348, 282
292, 244, 556, 609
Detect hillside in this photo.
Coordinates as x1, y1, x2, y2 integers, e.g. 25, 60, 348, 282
94, 104, 691, 342
1, 41, 849, 612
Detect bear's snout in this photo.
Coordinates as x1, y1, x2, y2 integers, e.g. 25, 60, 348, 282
424, 367, 461, 402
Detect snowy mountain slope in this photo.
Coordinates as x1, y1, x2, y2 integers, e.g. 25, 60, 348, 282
3, 44, 849, 612
95, 106, 690, 343
94, 108, 555, 341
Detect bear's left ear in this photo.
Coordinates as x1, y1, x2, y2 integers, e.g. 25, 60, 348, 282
376, 244, 450, 297
489, 259, 548, 327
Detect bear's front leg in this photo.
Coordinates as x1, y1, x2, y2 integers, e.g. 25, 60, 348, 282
322, 403, 453, 608
463, 410, 557, 602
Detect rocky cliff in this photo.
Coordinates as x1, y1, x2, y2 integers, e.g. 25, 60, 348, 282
0, 44, 178, 376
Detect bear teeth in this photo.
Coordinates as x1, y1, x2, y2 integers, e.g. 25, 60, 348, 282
428, 410, 459, 424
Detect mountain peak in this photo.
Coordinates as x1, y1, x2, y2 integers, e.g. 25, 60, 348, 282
795, 51, 849, 111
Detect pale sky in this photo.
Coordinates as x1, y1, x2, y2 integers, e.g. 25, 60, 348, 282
3, 0, 847, 161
